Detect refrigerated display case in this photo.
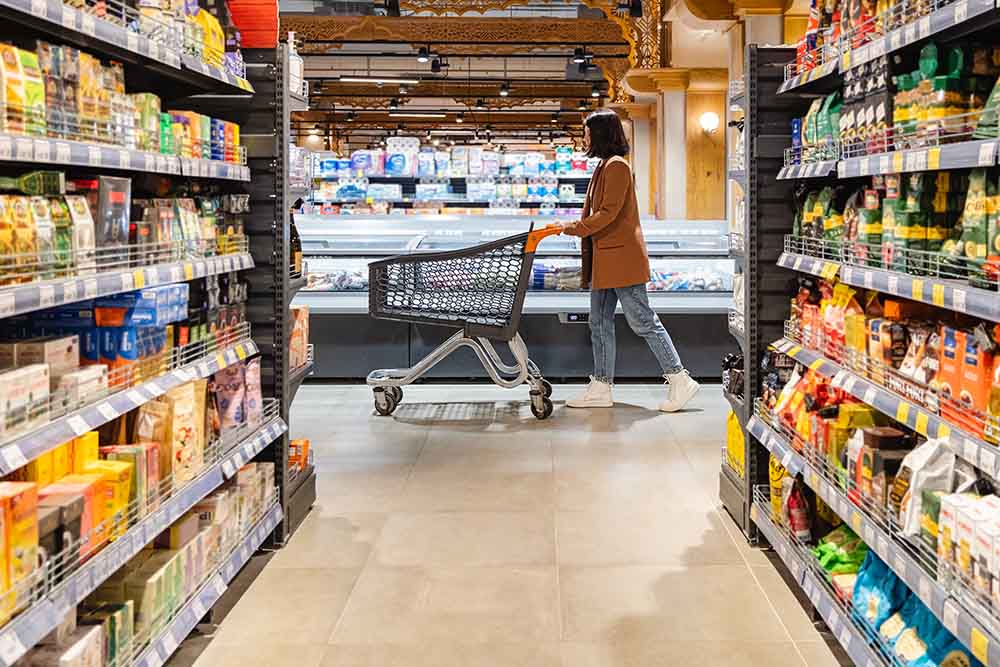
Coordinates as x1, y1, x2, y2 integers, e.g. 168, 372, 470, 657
292, 214, 737, 379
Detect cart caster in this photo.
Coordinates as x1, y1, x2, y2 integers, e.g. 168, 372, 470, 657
387, 386, 403, 403
374, 388, 399, 416
540, 379, 552, 398
531, 397, 553, 420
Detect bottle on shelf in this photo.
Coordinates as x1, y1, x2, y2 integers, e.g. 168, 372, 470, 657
289, 216, 303, 278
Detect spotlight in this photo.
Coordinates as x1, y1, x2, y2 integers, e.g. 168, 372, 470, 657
456, 112, 464, 124
425, 129, 432, 140
309, 124, 320, 135
550, 112, 558, 124
474, 99, 486, 110
432, 138, 440, 146
431, 58, 442, 73
346, 112, 356, 122
399, 85, 408, 95
572, 47, 586, 64
499, 81, 510, 97
417, 46, 430, 63
548, 135, 555, 145
591, 85, 600, 98
536, 132, 542, 143
389, 98, 399, 111
577, 99, 588, 111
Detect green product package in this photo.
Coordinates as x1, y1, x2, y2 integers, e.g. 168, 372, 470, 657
48, 196, 72, 276
30, 195, 55, 279
974, 75, 1000, 139
817, 92, 843, 160
956, 168, 990, 263
17, 49, 46, 137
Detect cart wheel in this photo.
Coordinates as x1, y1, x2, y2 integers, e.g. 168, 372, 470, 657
540, 379, 552, 398
531, 397, 554, 420
374, 389, 398, 416
387, 386, 403, 403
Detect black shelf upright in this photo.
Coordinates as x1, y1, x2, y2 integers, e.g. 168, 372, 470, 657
720, 45, 801, 538
242, 42, 316, 544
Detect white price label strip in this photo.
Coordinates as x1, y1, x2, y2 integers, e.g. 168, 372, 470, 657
979, 142, 996, 166
55, 142, 70, 163
38, 285, 55, 308
943, 599, 960, 635
0, 136, 11, 160
0, 293, 14, 319
0, 631, 27, 664
2, 447, 28, 471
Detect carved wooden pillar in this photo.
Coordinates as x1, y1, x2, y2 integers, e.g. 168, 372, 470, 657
593, 56, 632, 105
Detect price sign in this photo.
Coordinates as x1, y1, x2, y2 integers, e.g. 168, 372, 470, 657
127, 31, 139, 53
63, 280, 78, 302
0, 136, 10, 160
981, 448, 997, 477
943, 600, 960, 635
879, 155, 890, 173
96, 403, 117, 421
83, 278, 98, 298
864, 271, 874, 289
144, 153, 155, 172
67, 415, 90, 436
842, 266, 854, 282
838, 626, 852, 651
890, 30, 902, 51
863, 387, 877, 406
33, 139, 49, 162
0, 631, 27, 664
877, 534, 889, 557
55, 142, 71, 163
30, 0, 47, 17
80, 12, 95, 36
62, 8, 76, 28
1, 447, 27, 471
904, 23, 916, 43
979, 142, 996, 166
0, 293, 14, 319
953, 288, 967, 313
918, 15, 930, 37
118, 150, 130, 169
15, 138, 32, 161
88, 146, 101, 166
888, 274, 899, 294
859, 157, 870, 175
38, 285, 55, 308
781, 451, 793, 469
954, 0, 968, 23
155, 155, 167, 173
843, 375, 857, 393
964, 439, 979, 467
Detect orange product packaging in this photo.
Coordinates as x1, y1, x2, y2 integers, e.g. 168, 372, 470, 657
801, 303, 821, 351
987, 355, 1000, 444
960, 334, 995, 436
45, 474, 102, 557
0, 482, 38, 618
939, 326, 966, 425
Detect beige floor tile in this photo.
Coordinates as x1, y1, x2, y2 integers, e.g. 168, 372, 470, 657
556, 505, 744, 566
795, 640, 847, 667
555, 463, 714, 511
751, 565, 823, 642
320, 643, 561, 667
375, 512, 554, 566
550, 431, 685, 471
400, 470, 554, 511
717, 506, 772, 567
303, 429, 428, 464
193, 642, 327, 667
269, 513, 386, 569
559, 640, 806, 667
331, 566, 560, 644
213, 568, 361, 644
416, 432, 553, 474
313, 462, 413, 513
560, 565, 789, 642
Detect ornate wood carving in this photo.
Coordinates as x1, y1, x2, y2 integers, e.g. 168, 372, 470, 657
593, 56, 632, 104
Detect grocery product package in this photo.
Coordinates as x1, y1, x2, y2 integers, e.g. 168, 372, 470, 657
894, 438, 955, 537
244, 358, 263, 429
160, 383, 201, 484
213, 362, 246, 435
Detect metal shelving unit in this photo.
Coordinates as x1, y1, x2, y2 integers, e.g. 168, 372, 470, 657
720, 45, 798, 536
243, 42, 315, 544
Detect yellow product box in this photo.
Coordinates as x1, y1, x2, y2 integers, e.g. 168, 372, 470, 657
83, 460, 133, 539
0, 482, 38, 618
836, 403, 880, 430
844, 313, 868, 358
51, 440, 72, 481
71, 432, 99, 473
25, 450, 53, 486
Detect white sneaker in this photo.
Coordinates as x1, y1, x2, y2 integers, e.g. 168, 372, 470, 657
659, 370, 699, 412
566, 377, 614, 408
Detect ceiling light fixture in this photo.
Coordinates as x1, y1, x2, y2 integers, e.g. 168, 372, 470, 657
577, 99, 588, 111
426, 129, 433, 140
591, 85, 600, 98
572, 47, 586, 64
699, 111, 720, 134
417, 46, 430, 63
432, 138, 440, 146
474, 99, 486, 110
499, 81, 510, 97
388, 98, 400, 111
309, 124, 320, 135
431, 57, 443, 74
550, 112, 559, 124
338, 76, 420, 85
399, 85, 408, 95
346, 112, 356, 122
456, 112, 464, 124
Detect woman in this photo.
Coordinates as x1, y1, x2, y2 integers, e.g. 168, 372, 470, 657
558, 110, 699, 411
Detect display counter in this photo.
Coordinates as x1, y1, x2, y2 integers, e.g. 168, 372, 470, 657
292, 214, 737, 379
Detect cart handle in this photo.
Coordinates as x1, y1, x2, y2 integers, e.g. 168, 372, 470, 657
526, 224, 564, 253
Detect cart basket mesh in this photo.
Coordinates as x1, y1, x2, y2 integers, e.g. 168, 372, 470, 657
369, 231, 533, 333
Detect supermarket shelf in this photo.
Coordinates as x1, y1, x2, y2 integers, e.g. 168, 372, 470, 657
288, 275, 307, 303
749, 500, 894, 667
728, 309, 746, 348
0, 338, 259, 476
0, 133, 250, 181
724, 389, 744, 416
133, 501, 283, 667
777, 60, 839, 95
292, 291, 734, 315
0, 417, 287, 667
749, 414, 1000, 667
839, 263, 1000, 324
776, 159, 838, 180
179, 54, 254, 94
0, 253, 253, 319
842, 0, 997, 71
772, 337, 1000, 478
289, 185, 311, 200
837, 139, 997, 178
288, 352, 314, 403
727, 169, 746, 184
777, 252, 841, 280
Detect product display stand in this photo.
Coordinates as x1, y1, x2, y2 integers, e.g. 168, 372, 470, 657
733, 16, 1000, 663
722, 45, 798, 537
243, 42, 315, 544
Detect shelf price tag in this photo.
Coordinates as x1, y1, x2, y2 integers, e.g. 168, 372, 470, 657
38, 285, 55, 309
953, 288, 967, 313
893, 152, 904, 172
859, 157, 870, 175
15, 138, 32, 161
879, 155, 890, 173
918, 15, 930, 37
55, 142, 70, 163
981, 448, 997, 477
904, 22, 916, 43
887, 274, 899, 294
864, 271, 874, 289
915, 411, 929, 436
911, 279, 924, 300
890, 30, 903, 51
62, 7, 76, 28
838, 626, 852, 651
954, 0, 969, 23
118, 150, 130, 169
30, 0, 47, 17
971, 627, 989, 664
979, 142, 996, 166
0, 136, 11, 160
80, 12, 95, 35
33, 139, 49, 162
918, 576, 933, 606
63, 280, 77, 303
87, 146, 101, 166
863, 387, 878, 406
964, 439, 979, 467
127, 31, 139, 52
927, 148, 940, 170
82, 278, 98, 298
0, 631, 27, 664
932, 283, 946, 306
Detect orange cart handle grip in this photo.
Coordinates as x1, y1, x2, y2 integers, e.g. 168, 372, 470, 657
526, 224, 564, 253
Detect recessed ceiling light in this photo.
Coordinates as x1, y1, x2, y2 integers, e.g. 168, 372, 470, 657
456, 112, 464, 124
389, 98, 400, 111
572, 47, 586, 64
499, 81, 510, 97
417, 46, 430, 63
591, 85, 600, 98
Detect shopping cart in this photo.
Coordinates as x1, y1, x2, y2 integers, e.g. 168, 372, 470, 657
367, 224, 563, 419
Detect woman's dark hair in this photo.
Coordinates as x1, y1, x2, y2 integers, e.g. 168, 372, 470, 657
585, 110, 629, 159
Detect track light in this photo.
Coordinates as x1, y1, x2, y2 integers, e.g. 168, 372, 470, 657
399, 85, 408, 95
389, 98, 399, 111
577, 99, 588, 111
474, 99, 486, 110
591, 85, 600, 98
537, 132, 542, 142
548, 135, 555, 145
309, 124, 320, 135
431, 57, 446, 74
417, 46, 430, 63
551, 112, 558, 124
572, 47, 586, 64
499, 81, 510, 97
456, 112, 464, 124
426, 129, 432, 140
346, 112, 356, 122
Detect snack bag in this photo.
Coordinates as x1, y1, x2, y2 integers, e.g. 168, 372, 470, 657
244, 358, 263, 429
213, 363, 245, 436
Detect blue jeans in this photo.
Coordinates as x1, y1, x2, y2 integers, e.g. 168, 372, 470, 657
590, 284, 683, 383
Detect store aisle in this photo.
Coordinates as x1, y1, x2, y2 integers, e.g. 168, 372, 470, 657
193, 384, 844, 667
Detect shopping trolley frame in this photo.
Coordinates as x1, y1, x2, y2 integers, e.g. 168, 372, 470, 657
366, 224, 562, 419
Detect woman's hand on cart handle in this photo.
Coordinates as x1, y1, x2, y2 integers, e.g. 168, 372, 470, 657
526, 224, 568, 252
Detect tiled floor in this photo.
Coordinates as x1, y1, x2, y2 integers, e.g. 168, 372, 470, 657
193, 383, 844, 667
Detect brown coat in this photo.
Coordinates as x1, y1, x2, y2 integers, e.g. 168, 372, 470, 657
564, 156, 651, 290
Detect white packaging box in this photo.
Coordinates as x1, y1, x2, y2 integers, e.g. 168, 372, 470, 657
975, 516, 1000, 597
17, 335, 79, 386
0, 364, 50, 437
55, 365, 108, 407
0, 342, 17, 369
940, 494, 978, 568
958, 501, 989, 580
